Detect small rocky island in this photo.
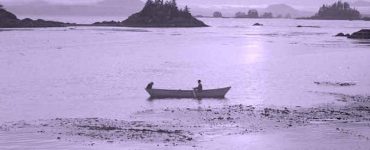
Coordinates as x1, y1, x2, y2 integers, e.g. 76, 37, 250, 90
0, 4, 71, 28
307, 1, 360, 20
336, 29, 370, 39
94, 0, 208, 27
348, 29, 370, 39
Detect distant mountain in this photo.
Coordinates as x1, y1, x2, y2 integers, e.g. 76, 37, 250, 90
1, 6, 70, 28
263, 4, 313, 18
4, 0, 144, 16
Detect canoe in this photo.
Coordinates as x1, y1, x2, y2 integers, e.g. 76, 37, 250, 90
146, 87, 231, 99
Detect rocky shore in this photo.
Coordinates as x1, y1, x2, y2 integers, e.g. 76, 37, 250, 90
1, 91, 369, 148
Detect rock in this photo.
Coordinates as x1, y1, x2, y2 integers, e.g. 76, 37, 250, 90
253, 23, 263, 26
297, 25, 320, 28
336, 33, 345, 36
348, 29, 370, 39
335, 32, 350, 37
314, 81, 356, 86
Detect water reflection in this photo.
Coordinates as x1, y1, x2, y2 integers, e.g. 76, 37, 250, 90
147, 97, 228, 101
243, 29, 265, 64
147, 97, 229, 105
351, 39, 370, 46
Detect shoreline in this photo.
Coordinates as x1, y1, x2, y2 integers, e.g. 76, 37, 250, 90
1, 92, 369, 149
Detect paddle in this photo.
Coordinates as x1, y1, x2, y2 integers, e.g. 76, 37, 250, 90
192, 88, 198, 99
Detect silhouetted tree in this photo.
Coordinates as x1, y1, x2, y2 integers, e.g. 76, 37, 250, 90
213, 11, 222, 18
184, 6, 189, 13
262, 12, 273, 18
235, 12, 247, 18
343, 2, 351, 9
145, 0, 153, 6
171, 0, 177, 7
247, 9, 259, 18
154, 0, 163, 5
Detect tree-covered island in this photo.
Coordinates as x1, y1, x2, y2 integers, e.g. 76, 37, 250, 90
306, 1, 361, 20
94, 0, 208, 27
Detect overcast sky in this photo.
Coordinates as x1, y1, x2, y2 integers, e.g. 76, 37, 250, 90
1, 0, 368, 9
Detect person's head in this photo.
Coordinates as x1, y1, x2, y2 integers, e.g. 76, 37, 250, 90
198, 80, 201, 83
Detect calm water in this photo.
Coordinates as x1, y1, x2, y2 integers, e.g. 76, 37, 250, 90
1, 18, 370, 122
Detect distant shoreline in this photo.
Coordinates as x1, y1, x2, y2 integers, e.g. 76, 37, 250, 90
296, 17, 370, 21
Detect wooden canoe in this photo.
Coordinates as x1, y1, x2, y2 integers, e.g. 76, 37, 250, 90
146, 87, 231, 99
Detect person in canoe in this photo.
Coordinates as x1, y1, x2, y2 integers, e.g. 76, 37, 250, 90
193, 80, 203, 92
146, 82, 154, 89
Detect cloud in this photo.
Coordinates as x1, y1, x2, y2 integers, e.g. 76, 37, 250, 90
1, 0, 103, 5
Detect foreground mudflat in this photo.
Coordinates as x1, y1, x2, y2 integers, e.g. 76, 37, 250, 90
1, 93, 369, 149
